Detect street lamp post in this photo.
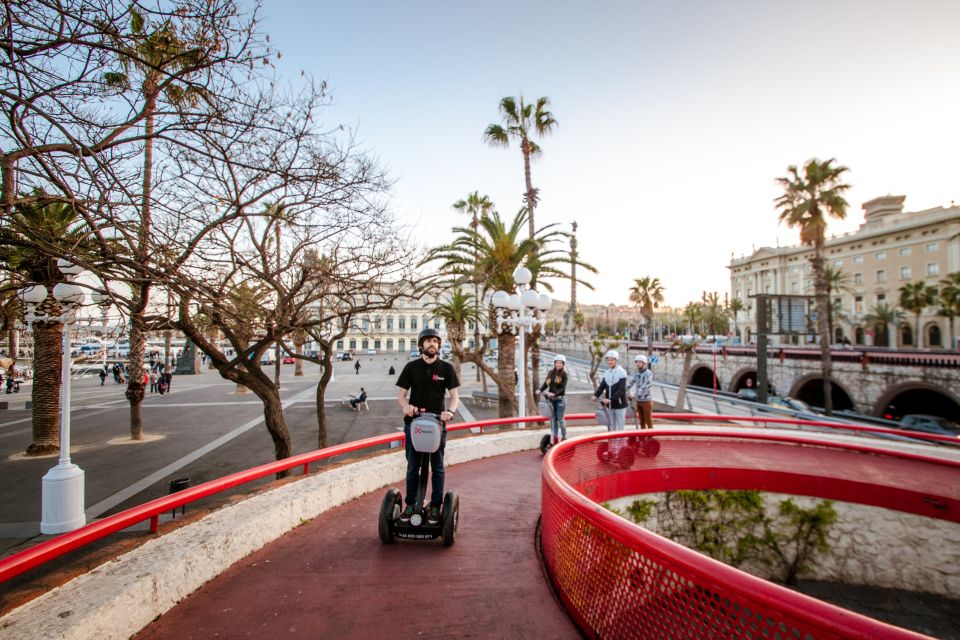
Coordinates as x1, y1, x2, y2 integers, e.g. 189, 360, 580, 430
20, 259, 87, 534
491, 266, 551, 422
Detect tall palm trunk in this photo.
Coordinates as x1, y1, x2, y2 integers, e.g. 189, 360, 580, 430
521, 140, 535, 238
27, 321, 62, 455
811, 249, 833, 414
914, 313, 922, 349
496, 332, 518, 417
126, 97, 155, 440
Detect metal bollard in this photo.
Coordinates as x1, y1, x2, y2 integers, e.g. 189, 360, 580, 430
168, 477, 190, 518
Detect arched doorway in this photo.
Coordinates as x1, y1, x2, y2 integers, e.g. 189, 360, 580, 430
854, 327, 864, 345
927, 324, 942, 348
873, 383, 960, 422
689, 365, 720, 392
790, 376, 855, 412
901, 324, 913, 347
834, 327, 844, 343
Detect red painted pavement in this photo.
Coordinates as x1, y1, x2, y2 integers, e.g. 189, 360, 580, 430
136, 450, 581, 639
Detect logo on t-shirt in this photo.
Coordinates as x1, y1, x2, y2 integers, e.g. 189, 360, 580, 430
432, 374, 444, 382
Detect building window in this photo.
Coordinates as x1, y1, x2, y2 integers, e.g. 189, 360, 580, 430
398, 338, 406, 352
362, 318, 370, 331
336, 340, 344, 349
853, 273, 863, 285
875, 251, 886, 260
854, 296, 863, 313
900, 266, 911, 280
899, 247, 912, 256
433, 318, 440, 329
852, 256, 864, 264
876, 270, 886, 284
398, 317, 405, 330
374, 317, 382, 331
386, 317, 393, 331
386, 338, 393, 350
927, 263, 940, 276
790, 281, 799, 292
349, 339, 357, 349
362, 339, 369, 349
926, 242, 939, 252
374, 339, 381, 349
877, 293, 886, 304
410, 316, 417, 331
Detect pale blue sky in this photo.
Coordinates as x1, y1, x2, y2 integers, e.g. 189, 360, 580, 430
261, 1, 960, 307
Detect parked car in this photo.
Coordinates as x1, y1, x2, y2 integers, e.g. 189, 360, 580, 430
409, 349, 420, 358
898, 414, 960, 437
282, 356, 295, 365
366, 349, 376, 356
338, 352, 353, 361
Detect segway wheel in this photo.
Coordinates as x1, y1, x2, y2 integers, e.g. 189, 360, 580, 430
539, 434, 552, 455
617, 445, 636, 470
379, 488, 401, 544
640, 437, 661, 458
596, 441, 610, 463
441, 491, 459, 547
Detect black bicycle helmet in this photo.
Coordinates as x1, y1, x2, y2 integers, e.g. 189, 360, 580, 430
417, 327, 441, 350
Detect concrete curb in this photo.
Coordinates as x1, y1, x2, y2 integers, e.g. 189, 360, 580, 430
0, 427, 597, 640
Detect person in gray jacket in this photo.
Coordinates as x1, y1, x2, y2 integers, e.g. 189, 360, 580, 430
627, 354, 654, 429
593, 349, 628, 433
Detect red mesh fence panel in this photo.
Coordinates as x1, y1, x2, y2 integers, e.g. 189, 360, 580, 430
541, 429, 956, 639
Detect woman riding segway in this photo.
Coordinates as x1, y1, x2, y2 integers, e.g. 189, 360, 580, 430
538, 354, 568, 455
379, 328, 461, 545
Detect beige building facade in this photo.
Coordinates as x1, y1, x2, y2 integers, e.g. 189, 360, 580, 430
729, 196, 960, 347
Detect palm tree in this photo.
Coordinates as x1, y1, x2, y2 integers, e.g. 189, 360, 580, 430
938, 273, 960, 349
104, 8, 205, 439
682, 301, 703, 336
483, 96, 558, 240
728, 298, 745, 342
452, 191, 494, 382
898, 281, 937, 349
628, 276, 665, 356
700, 291, 729, 336
431, 289, 483, 379
863, 303, 904, 347
3, 193, 86, 455
428, 208, 594, 417
775, 157, 851, 414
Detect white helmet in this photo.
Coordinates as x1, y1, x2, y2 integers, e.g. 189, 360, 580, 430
634, 355, 648, 365
604, 350, 619, 360
553, 354, 566, 364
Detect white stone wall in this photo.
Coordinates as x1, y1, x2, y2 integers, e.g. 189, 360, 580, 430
607, 492, 960, 597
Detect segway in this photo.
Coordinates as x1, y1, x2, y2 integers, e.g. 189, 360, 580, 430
595, 401, 637, 469
379, 412, 459, 546
538, 393, 558, 455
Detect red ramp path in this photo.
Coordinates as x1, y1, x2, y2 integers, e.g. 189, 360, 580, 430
136, 450, 580, 639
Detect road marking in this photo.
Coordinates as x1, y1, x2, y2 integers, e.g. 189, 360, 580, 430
84, 385, 318, 519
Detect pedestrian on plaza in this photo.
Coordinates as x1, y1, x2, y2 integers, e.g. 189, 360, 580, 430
627, 355, 654, 429
112, 363, 120, 384
149, 370, 158, 393
99, 367, 107, 386
354, 360, 361, 375
593, 350, 628, 432
539, 354, 569, 444
395, 328, 460, 525
388, 365, 396, 375
163, 370, 172, 391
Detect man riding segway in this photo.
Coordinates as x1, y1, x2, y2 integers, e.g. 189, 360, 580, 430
379, 327, 461, 544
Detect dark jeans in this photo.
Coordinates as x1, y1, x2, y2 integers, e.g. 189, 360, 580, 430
403, 422, 446, 507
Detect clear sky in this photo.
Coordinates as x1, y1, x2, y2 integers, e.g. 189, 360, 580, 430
261, 0, 959, 307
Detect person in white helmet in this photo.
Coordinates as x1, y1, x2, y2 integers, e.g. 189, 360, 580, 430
628, 354, 654, 429
539, 354, 568, 444
593, 349, 628, 433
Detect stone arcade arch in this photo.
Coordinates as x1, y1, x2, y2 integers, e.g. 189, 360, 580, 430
728, 367, 757, 392
788, 374, 856, 411
872, 381, 960, 422
688, 364, 720, 391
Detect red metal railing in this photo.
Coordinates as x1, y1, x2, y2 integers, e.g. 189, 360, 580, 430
540, 429, 959, 639
0, 413, 954, 588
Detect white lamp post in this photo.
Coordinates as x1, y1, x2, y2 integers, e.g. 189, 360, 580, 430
20, 258, 87, 534
491, 266, 551, 422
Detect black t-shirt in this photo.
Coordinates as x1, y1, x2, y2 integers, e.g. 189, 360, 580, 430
396, 357, 460, 421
